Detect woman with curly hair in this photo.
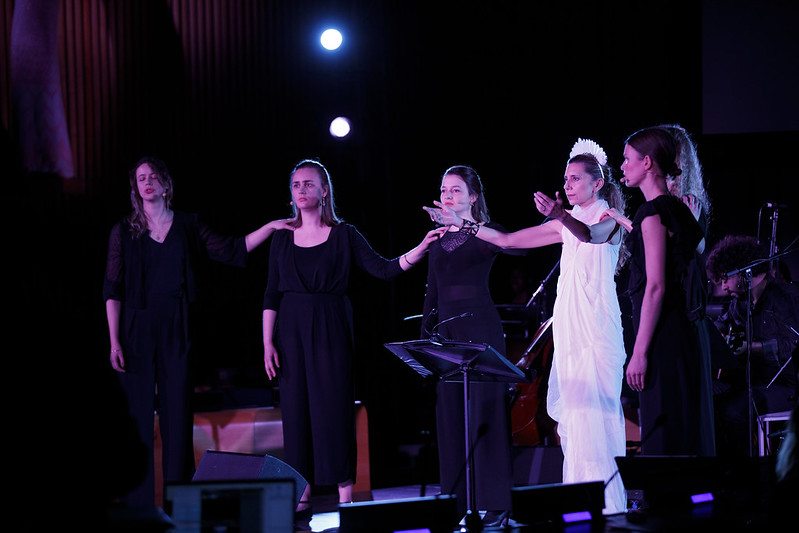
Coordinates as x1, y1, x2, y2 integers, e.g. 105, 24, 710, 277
104, 156, 293, 506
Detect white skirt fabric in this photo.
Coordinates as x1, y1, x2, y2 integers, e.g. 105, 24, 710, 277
546, 199, 628, 514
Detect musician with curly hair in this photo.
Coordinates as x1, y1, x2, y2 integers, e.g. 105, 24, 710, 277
706, 234, 799, 456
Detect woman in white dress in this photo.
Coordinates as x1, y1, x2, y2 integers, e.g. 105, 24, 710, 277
425, 139, 629, 514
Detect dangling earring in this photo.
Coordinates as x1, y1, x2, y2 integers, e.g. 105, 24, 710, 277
321, 196, 326, 208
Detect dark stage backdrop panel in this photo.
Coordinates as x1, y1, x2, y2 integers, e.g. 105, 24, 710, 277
702, 0, 799, 135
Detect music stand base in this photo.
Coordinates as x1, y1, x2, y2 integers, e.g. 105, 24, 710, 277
463, 509, 483, 532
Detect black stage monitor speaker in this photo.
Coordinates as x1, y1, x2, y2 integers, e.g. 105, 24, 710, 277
338, 495, 459, 533
614, 455, 774, 512
193, 450, 308, 508
511, 481, 605, 526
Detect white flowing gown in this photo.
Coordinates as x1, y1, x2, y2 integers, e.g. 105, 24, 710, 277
546, 198, 628, 514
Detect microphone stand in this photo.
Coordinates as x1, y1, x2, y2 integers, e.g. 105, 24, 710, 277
525, 259, 560, 309
768, 208, 779, 275
743, 268, 754, 457
520, 260, 559, 358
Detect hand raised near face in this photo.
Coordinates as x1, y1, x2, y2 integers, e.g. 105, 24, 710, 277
423, 201, 461, 227
533, 191, 565, 220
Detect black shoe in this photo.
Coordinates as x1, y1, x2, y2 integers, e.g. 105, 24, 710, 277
295, 502, 313, 531
482, 510, 509, 527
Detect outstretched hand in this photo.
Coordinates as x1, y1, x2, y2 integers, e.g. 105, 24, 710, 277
423, 226, 448, 245
268, 218, 297, 231
423, 201, 461, 227
681, 194, 701, 221
533, 191, 565, 220
600, 208, 633, 232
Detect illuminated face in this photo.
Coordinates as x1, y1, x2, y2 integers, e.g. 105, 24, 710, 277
563, 162, 600, 208
440, 173, 476, 218
136, 163, 167, 201
620, 144, 647, 187
291, 167, 327, 209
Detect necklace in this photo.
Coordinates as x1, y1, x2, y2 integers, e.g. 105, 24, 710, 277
148, 210, 173, 242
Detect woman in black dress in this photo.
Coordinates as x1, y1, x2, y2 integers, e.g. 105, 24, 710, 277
610, 127, 707, 454
422, 165, 523, 523
603, 125, 716, 456
104, 156, 291, 506
262, 159, 443, 513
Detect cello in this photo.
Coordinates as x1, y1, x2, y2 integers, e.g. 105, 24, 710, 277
507, 259, 559, 446
510, 316, 556, 446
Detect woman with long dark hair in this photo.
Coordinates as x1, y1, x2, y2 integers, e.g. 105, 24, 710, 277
603, 127, 707, 455
422, 165, 526, 523
429, 140, 629, 514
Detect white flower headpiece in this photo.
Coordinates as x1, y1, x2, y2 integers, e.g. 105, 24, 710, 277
570, 138, 608, 167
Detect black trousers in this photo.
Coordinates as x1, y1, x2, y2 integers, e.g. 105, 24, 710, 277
118, 297, 195, 507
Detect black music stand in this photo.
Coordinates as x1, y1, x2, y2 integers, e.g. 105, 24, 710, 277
385, 339, 529, 531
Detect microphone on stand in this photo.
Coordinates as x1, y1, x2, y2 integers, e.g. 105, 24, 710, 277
723, 256, 771, 279
764, 202, 788, 209
431, 312, 474, 342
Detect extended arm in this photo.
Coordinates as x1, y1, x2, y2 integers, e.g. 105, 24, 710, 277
245, 219, 296, 252
400, 227, 448, 270
536, 191, 622, 244
600, 208, 633, 233
423, 201, 562, 248
476, 221, 562, 249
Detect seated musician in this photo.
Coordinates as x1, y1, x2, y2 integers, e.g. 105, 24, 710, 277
705, 234, 799, 456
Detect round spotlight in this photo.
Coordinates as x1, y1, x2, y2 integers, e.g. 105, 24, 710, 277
329, 117, 351, 138
320, 28, 343, 51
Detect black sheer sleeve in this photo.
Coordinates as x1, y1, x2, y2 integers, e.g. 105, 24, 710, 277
103, 222, 125, 302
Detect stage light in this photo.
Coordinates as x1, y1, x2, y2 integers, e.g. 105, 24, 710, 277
320, 28, 343, 50
690, 492, 714, 504
562, 510, 593, 523
329, 116, 351, 138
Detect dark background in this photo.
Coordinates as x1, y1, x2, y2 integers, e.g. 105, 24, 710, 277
4, 0, 798, 490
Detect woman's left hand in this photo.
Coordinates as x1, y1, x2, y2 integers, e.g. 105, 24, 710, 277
625, 350, 648, 392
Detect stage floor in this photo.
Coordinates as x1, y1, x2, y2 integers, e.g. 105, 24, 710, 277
302, 482, 776, 533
